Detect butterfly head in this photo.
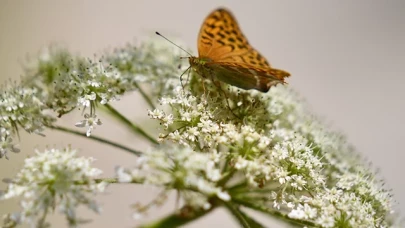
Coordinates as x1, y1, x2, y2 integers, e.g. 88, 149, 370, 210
188, 56, 211, 66
188, 56, 213, 75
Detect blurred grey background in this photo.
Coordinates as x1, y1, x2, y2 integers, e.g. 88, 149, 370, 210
0, 0, 404, 227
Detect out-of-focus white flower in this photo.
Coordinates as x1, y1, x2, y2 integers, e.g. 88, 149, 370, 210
105, 40, 186, 98
75, 113, 102, 136
0, 146, 106, 227
0, 85, 55, 159
20, 41, 184, 138
116, 145, 229, 218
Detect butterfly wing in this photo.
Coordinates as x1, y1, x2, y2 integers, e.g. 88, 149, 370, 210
197, 8, 252, 61
196, 8, 290, 91
208, 62, 289, 92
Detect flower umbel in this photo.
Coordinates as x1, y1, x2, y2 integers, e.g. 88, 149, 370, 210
23, 47, 127, 117
0, 39, 399, 227
1, 147, 106, 227
147, 78, 396, 227
0, 85, 55, 159
116, 145, 230, 217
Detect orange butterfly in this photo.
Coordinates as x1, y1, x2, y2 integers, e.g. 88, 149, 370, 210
188, 8, 290, 92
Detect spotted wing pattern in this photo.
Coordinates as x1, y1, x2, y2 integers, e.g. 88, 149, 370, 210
195, 8, 290, 92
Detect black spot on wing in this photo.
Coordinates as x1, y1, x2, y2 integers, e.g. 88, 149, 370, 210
240, 57, 248, 63
201, 35, 211, 40
217, 40, 226, 45
211, 15, 220, 20
217, 32, 226, 39
227, 44, 235, 51
238, 44, 247, 49
205, 30, 215, 38
206, 23, 216, 29
201, 41, 212, 45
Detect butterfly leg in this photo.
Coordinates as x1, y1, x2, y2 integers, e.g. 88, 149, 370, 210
202, 77, 207, 95
211, 78, 241, 119
185, 66, 191, 89
179, 66, 191, 91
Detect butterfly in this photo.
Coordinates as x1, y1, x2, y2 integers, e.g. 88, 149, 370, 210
188, 8, 290, 92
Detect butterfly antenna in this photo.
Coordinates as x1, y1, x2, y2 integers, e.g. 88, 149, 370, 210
155, 31, 193, 56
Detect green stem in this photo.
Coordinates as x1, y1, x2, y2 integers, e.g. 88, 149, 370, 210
94, 178, 120, 184
139, 199, 219, 228
223, 201, 251, 228
229, 186, 279, 194
228, 180, 248, 191
232, 197, 319, 227
217, 168, 237, 187
103, 103, 158, 144
134, 82, 156, 110
49, 125, 142, 156
235, 208, 266, 228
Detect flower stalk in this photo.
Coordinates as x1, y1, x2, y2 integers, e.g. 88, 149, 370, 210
103, 103, 158, 144
49, 125, 142, 156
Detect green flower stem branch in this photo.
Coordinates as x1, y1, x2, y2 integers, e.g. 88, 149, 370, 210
232, 198, 318, 227
139, 198, 220, 228
134, 82, 156, 110
48, 125, 142, 156
141, 199, 266, 228
103, 103, 158, 144
223, 200, 264, 228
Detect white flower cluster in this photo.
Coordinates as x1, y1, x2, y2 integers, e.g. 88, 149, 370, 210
0, 85, 55, 159
147, 81, 396, 227
105, 40, 187, 98
1, 147, 106, 227
24, 47, 132, 114
116, 145, 230, 216
0, 39, 397, 226
0, 40, 184, 160
22, 47, 131, 136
